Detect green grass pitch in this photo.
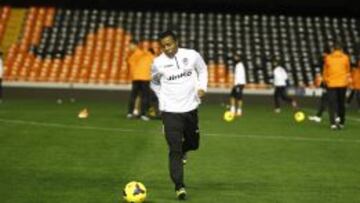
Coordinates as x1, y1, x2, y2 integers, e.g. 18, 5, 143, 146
0, 98, 360, 203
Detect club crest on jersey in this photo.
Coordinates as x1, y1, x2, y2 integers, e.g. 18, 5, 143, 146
182, 58, 189, 66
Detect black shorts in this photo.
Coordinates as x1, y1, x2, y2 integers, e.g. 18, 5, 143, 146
230, 84, 244, 100
162, 109, 200, 152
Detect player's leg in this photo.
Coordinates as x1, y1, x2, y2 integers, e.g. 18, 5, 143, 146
127, 81, 141, 117
229, 86, 237, 114
337, 88, 347, 127
279, 87, 297, 108
140, 81, 151, 120
346, 89, 354, 105
133, 96, 141, 116
327, 88, 337, 128
182, 109, 199, 166
236, 85, 244, 116
356, 90, 360, 110
183, 109, 200, 153
317, 92, 328, 117
162, 112, 186, 192
274, 87, 281, 112
309, 91, 327, 122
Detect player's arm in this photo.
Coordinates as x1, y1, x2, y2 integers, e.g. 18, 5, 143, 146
194, 52, 208, 98
0, 59, 3, 78
346, 56, 352, 84
150, 62, 162, 98
240, 63, 246, 84
322, 58, 329, 85
282, 68, 290, 86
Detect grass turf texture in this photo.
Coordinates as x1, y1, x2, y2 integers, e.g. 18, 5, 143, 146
0, 98, 360, 203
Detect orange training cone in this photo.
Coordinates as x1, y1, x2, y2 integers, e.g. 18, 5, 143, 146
78, 108, 89, 119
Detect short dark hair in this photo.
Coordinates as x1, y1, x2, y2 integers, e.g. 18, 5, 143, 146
333, 41, 343, 50
272, 59, 281, 67
323, 47, 331, 54
234, 54, 242, 63
148, 47, 155, 54
158, 30, 177, 41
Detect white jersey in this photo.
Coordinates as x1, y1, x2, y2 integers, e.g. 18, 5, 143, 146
151, 48, 208, 113
0, 58, 3, 78
234, 62, 246, 85
273, 66, 288, 87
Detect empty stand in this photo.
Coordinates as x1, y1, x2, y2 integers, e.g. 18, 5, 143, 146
2, 7, 360, 88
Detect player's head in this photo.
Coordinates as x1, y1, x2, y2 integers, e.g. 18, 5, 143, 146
129, 39, 138, 51
148, 47, 155, 55
234, 54, 242, 63
315, 72, 322, 78
141, 40, 150, 50
158, 30, 178, 58
322, 47, 330, 57
333, 41, 343, 51
272, 59, 280, 68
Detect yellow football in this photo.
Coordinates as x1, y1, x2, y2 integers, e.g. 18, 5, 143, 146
294, 111, 305, 122
123, 181, 147, 203
223, 111, 235, 122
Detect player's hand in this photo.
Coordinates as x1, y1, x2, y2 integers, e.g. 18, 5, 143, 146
198, 89, 206, 98
347, 75, 352, 84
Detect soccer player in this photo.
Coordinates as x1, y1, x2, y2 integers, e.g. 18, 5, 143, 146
0, 51, 3, 103
272, 60, 298, 113
308, 73, 328, 122
229, 54, 246, 116
151, 30, 208, 200
127, 42, 154, 121
346, 59, 360, 111
323, 42, 351, 130
309, 49, 330, 122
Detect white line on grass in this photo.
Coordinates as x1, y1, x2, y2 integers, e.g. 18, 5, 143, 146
346, 116, 360, 122
205, 132, 360, 143
0, 118, 137, 133
0, 118, 359, 144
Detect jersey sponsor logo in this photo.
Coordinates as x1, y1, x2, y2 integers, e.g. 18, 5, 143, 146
167, 70, 192, 81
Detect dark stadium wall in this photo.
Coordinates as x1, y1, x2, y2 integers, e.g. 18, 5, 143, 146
2, 0, 359, 17
3, 86, 312, 106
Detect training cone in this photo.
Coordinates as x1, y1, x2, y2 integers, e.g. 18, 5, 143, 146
78, 108, 89, 119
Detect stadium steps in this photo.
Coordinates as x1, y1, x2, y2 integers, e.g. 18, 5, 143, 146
0, 8, 26, 54
0, 6, 12, 52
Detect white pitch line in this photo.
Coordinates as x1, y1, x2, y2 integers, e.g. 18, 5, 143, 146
205, 132, 360, 143
0, 118, 137, 133
0, 118, 359, 144
348, 116, 360, 122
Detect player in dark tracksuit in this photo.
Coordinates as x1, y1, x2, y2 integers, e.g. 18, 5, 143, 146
309, 49, 331, 123
272, 60, 298, 113
151, 30, 208, 200
323, 43, 351, 130
309, 76, 328, 122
